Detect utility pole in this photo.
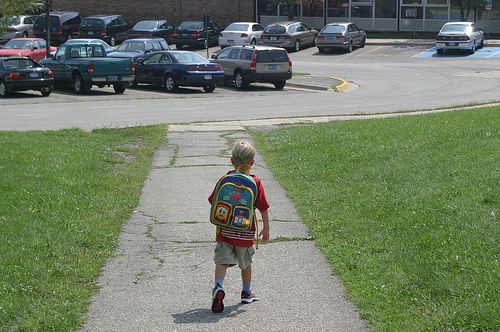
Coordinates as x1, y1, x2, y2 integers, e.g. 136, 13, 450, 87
45, 0, 52, 57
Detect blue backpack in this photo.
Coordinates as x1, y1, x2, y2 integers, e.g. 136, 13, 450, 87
210, 172, 258, 232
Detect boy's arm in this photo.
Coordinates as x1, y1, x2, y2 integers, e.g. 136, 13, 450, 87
259, 209, 270, 243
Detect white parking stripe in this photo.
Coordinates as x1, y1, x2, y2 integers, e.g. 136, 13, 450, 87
487, 50, 500, 58
356, 46, 383, 56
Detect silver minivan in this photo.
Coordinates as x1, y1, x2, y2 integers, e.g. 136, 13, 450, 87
210, 45, 292, 89
0, 16, 35, 41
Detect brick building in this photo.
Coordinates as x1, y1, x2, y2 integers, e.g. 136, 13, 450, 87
52, 0, 256, 27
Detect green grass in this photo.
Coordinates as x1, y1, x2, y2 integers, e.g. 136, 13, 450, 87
253, 107, 499, 331
0, 126, 165, 331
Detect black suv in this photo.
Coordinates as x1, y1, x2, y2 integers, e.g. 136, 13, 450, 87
79, 15, 130, 46
171, 20, 222, 49
33, 11, 81, 45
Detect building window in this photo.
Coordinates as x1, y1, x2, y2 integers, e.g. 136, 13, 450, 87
401, 6, 424, 18
328, 0, 349, 17
425, 7, 448, 19
426, 0, 448, 5
375, 0, 398, 17
352, 5, 374, 17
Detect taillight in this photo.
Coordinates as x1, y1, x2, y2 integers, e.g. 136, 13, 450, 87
58, 26, 64, 35
240, 33, 248, 37
7, 28, 17, 32
131, 63, 136, 73
87, 64, 94, 73
336, 35, 344, 40
187, 65, 198, 71
288, 56, 292, 69
279, 35, 289, 40
172, 32, 178, 37
101, 30, 106, 36
261, 35, 268, 40
47, 70, 54, 77
7, 72, 21, 80
192, 31, 200, 38
250, 51, 257, 70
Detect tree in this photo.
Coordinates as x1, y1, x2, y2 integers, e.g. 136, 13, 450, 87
0, 0, 40, 32
450, 0, 486, 21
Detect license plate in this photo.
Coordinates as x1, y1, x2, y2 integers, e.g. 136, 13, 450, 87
271, 37, 278, 41
447, 42, 458, 46
204, 74, 212, 80
29, 72, 39, 78
88, 31, 94, 35
107, 76, 118, 81
268, 64, 277, 70
228, 40, 234, 43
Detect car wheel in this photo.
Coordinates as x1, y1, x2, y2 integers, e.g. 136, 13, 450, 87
360, 37, 366, 48
346, 41, 353, 53
110, 36, 116, 46
113, 83, 126, 94
294, 39, 300, 52
318, 47, 325, 53
469, 42, 476, 54
40, 86, 51, 97
234, 71, 247, 90
22, 31, 28, 38
129, 79, 138, 88
0, 81, 9, 97
479, 39, 484, 49
250, 38, 257, 45
437, 48, 444, 55
164, 75, 177, 92
273, 81, 286, 89
203, 84, 215, 93
313, 35, 318, 46
72, 74, 90, 94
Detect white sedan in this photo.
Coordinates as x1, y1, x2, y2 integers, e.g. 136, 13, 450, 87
436, 22, 484, 54
218, 22, 264, 48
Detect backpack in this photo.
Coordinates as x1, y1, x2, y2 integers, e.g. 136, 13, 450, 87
210, 172, 258, 232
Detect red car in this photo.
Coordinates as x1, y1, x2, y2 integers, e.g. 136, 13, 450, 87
0, 38, 56, 61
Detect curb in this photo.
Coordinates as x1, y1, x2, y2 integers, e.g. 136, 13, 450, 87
286, 82, 329, 91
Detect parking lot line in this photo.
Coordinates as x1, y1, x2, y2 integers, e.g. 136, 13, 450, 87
356, 46, 383, 56
487, 50, 500, 58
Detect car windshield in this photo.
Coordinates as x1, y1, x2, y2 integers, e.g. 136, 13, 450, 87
263, 25, 286, 34
3, 58, 38, 69
134, 21, 159, 30
179, 21, 202, 30
322, 25, 345, 33
1, 16, 20, 26
3, 39, 32, 49
171, 51, 208, 63
256, 50, 288, 62
116, 41, 145, 52
81, 18, 104, 28
441, 24, 468, 33
35, 15, 61, 27
225, 23, 249, 32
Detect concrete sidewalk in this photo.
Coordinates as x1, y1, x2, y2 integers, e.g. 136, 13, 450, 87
82, 126, 369, 331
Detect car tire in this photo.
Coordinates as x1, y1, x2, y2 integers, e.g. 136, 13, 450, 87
346, 41, 353, 53
113, 83, 126, 94
72, 74, 90, 94
437, 48, 444, 55
40, 86, 51, 97
164, 75, 177, 92
479, 39, 484, 49
129, 79, 138, 88
22, 31, 28, 38
294, 39, 300, 52
203, 84, 216, 93
313, 35, 318, 46
234, 71, 247, 90
318, 47, 325, 53
0, 81, 9, 97
360, 37, 366, 48
273, 81, 286, 89
250, 38, 257, 45
469, 42, 476, 54
110, 36, 116, 47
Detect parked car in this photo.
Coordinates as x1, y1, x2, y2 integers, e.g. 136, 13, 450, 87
0, 38, 56, 61
0, 15, 36, 41
435, 22, 484, 54
39, 41, 135, 94
127, 20, 175, 43
61, 38, 115, 54
107, 38, 170, 62
171, 20, 222, 49
210, 45, 292, 90
316, 22, 366, 53
33, 11, 81, 45
0, 56, 54, 97
79, 14, 130, 46
134, 50, 223, 92
218, 22, 265, 48
260, 21, 318, 52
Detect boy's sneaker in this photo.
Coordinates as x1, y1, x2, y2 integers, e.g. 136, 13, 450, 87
211, 285, 225, 313
241, 290, 259, 304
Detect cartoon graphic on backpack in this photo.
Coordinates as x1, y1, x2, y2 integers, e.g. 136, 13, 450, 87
210, 172, 258, 232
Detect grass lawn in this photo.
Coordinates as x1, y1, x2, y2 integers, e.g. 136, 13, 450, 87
0, 126, 165, 331
253, 107, 499, 331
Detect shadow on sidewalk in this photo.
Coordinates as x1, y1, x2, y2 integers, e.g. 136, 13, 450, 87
172, 304, 247, 324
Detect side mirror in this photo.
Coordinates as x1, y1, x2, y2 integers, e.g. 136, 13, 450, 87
210, 54, 216, 59
136, 58, 143, 63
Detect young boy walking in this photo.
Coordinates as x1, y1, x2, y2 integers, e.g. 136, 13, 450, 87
208, 141, 270, 313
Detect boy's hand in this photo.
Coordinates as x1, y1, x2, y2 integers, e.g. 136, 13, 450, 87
259, 228, 270, 243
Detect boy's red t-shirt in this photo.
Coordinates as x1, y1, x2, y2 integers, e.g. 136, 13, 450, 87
209, 170, 269, 247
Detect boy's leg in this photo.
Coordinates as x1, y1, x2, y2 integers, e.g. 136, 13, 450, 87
215, 264, 228, 287
212, 264, 227, 313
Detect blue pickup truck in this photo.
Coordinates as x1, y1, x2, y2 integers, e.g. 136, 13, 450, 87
40, 42, 135, 94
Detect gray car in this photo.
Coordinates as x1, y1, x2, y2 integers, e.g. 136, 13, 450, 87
316, 22, 366, 53
0, 16, 35, 41
260, 21, 318, 52
210, 45, 292, 89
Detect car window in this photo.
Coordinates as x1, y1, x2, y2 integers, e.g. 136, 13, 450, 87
264, 24, 286, 34
33, 41, 40, 49
4, 39, 32, 49
228, 48, 240, 59
55, 46, 66, 59
152, 41, 162, 51
4, 58, 39, 69
289, 25, 298, 33
252, 24, 264, 32
117, 41, 145, 51
171, 51, 208, 63
143, 53, 162, 64
225, 23, 249, 32
64, 16, 81, 26
81, 18, 105, 29
145, 42, 155, 51
352, 24, 359, 31
159, 39, 169, 50
348, 25, 354, 32
239, 49, 253, 60
441, 24, 467, 33
159, 54, 172, 63
23, 17, 33, 24
322, 25, 345, 33
179, 21, 202, 30
256, 49, 288, 62
215, 47, 232, 59
301, 23, 310, 31
39, 40, 46, 48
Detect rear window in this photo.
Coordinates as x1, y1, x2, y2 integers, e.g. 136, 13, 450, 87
1, 16, 20, 26
69, 45, 105, 58
263, 25, 286, 34
3, 58, 39, 69
34, 15, 61, 27
4, 39, 32, 49
321, 25, 345, 34
117, 41, 145, 52
225, 23, 249, 32
179, 21, 202, 30
171, 51, 208, 63
134, 21, 159, 30
441, 24, 468, 33
81, 18, 105, 29
256, 50, 288, 62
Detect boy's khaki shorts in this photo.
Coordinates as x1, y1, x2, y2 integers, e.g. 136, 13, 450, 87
214, 241, 255, 270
